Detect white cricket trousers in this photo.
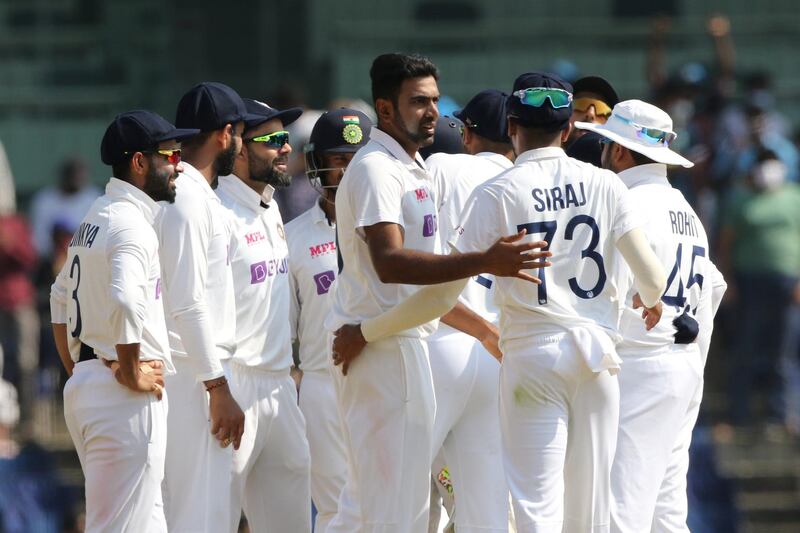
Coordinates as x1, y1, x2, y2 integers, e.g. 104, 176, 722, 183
500, 333, 619, 533
428, 329, 508, 533
162, 356, 233, 533
327, 335, 436, 533
298, 369, 347, 533
63, 359, 168, 533
611, 345, 704, 533
227, 361, 312, 533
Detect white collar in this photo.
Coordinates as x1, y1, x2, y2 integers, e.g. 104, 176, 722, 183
105, 177, 161, 224
311, 199, 335, 227
515, 146, 567, 164
476, 151, 514, 168
180, 161, 218, 201
616, 164, 670, 189
217, 174, 275, 214
368, 127, 428, 172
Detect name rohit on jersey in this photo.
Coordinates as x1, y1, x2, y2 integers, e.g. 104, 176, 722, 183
669, 210, 699, 237
531, 182, 587, 212
69, 222, 100, 248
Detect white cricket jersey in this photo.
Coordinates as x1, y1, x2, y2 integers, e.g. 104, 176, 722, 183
451, 147, 641, 348
50, 178, 173, 371
427, 151, 512, 332
216, 175, 292, 371
612, 164, 712, 355
156, 162, 236, 381
325, 127, 439, 337
286, 201, 337, 372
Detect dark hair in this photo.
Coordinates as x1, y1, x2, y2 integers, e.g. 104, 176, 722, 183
112, 155, 134, 182
508, 117, 563, 147
370, 53, 439, 105
629, 148, 657, 166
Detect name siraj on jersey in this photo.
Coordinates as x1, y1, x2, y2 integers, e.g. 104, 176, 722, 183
69, 222, 100, 248
531, 182, 587, 213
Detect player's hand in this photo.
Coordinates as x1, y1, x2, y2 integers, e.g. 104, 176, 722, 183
478, 323, 503, 362
113, 362, 165, 400
632, 293, 663, 331
483, 230, 552, 283
332, 324, 367, 376
207, 383, 245, 450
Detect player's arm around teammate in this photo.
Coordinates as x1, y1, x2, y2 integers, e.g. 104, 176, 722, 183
51, 110, 194, 533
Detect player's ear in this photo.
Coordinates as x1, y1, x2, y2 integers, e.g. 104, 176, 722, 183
560, 123, 572, 144
375, 98, 393, 124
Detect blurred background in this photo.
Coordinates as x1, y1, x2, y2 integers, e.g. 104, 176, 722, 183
1, 0, 800, 531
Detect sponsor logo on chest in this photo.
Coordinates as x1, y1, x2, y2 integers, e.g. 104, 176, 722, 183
414, 187, 430, 202
245, 231, 266, 246
309, 241, 336, 258
250, 258, 289, 284
313, 270, 336, 295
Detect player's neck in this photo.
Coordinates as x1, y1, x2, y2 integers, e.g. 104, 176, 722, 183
319, 196, 336, 224
183, 151, 218, 186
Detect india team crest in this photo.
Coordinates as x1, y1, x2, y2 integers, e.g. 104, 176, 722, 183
342, 124, 363, 144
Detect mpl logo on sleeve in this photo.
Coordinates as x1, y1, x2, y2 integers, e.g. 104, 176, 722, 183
313, 270, 335, 295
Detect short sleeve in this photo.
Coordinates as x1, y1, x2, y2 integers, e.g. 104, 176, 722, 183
349, 156, 406, 230
449, 185, 500, 254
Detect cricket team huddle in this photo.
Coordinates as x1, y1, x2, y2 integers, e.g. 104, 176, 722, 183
51, 52, 725, 533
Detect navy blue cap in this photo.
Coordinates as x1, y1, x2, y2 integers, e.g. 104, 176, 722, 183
308, 108, 373, 153
175, 82, 259, 132
573, 76, 619, 107
419, 116, 465, 160
101, 110, 199, 165
242, 99, 303, 130
507, 72, 573, 132
454, 89, 509, 143
565, 131, 604, 167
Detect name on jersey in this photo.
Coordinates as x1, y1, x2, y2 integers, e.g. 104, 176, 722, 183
250, 257, 288, 284
669, 210, 699, 237
309, 241, 336, 258
531, 182, 587, 212
245, 231, 266, 246
69, 222, 100, 248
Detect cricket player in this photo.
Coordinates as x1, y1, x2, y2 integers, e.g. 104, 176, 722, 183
51, 110, 196, 532
285, 107, 373, 532
424, 89, 514, 533
158, 82, 253, 533
324, 54, 551, 533
575, 100, 726, 532
216, 98, 311, 532
332, 72, 669, 533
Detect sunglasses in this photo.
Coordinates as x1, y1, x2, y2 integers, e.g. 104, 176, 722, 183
512, 87, 573, 109
125, 148, 181, 165
613, 115, 677, 146
245, 130, 290, 148
573, 97, 612, 117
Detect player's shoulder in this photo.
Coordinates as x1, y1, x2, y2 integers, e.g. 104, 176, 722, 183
425, 152, 475, 170
284, 205, 314, 237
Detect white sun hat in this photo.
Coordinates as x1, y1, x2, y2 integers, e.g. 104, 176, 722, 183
574, 99, 694, 168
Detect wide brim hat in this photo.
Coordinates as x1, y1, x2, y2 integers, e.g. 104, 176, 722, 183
574, 99, 693, 168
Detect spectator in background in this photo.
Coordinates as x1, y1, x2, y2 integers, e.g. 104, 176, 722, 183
717, 150, 800, 432
0, 379, 77, 533
0, 199, 38, 429
29, 158, 100, 256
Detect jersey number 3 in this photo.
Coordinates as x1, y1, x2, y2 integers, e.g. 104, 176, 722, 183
69, 255, 83, 338
517, 215, 606, 305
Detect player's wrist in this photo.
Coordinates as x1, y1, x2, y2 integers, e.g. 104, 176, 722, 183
204, 376, 229, 394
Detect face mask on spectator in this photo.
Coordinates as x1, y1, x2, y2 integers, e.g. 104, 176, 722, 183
751, 159, 787, 191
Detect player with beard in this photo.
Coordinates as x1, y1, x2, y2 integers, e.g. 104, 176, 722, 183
285, 108, 373, 532
51, 110, 196, 532
215, 98, 312, 532
157, 82, 254, 533
324, 53, 550, 532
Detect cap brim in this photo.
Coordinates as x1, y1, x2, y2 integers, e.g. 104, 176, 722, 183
244, 107, 304, 129
574, 121, 694, 168
155, 127, 200, 143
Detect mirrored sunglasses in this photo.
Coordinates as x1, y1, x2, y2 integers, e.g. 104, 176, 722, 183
613, 115, 677, 146
573, 97, 613, 117
512, 87, 573, 109
245, 130, 290, 148
125, 148, 181, 165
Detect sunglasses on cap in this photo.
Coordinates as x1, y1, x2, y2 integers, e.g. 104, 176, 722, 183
125, 148, 182, 165
245, 130, 290, 148
614, 115, 677, 147
512, 87, 573, 109
573, 97, 612, 117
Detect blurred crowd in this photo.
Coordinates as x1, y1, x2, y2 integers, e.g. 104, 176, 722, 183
0, 13, 798, 532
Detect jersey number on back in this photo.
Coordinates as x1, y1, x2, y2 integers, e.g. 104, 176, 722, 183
517, 214, 606, 305
69, 255, 83, 338
663, 244, 705, 310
